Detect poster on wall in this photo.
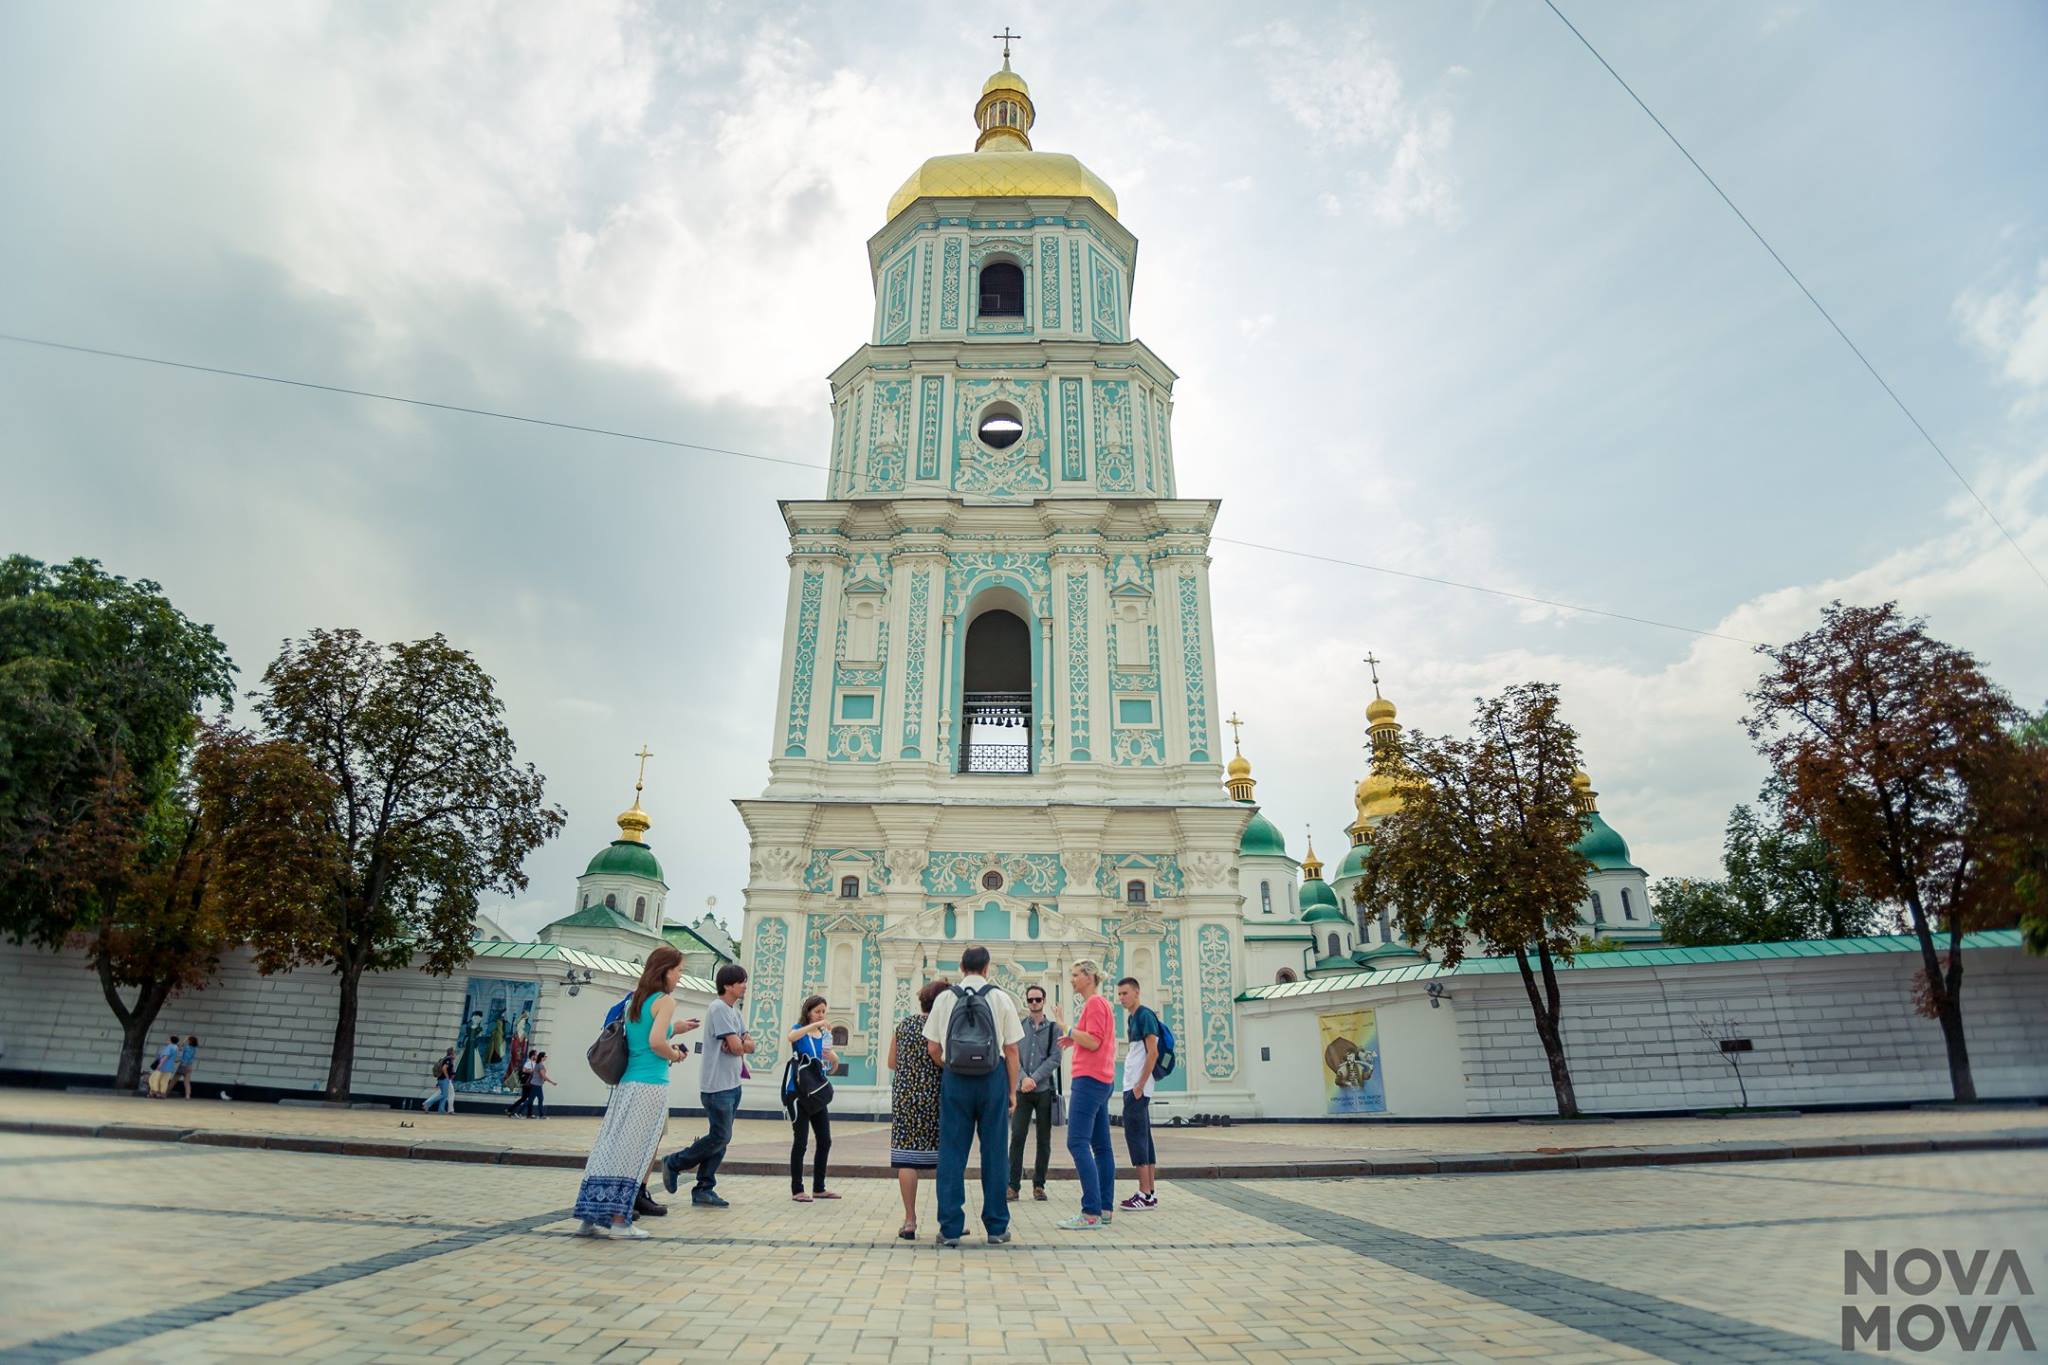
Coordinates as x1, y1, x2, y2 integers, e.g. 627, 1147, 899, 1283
451, 976, 539, 1095
1318, 1008, 1387, 1115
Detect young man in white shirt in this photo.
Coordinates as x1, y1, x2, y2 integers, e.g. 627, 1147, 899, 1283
922, 945, 1025, 1247
1116, 977, 1162, 1210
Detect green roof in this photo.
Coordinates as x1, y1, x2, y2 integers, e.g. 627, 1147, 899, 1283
1333, 841, 1371, 882
466, 937, 716, 995
1235, 929, 2027, 1001
661, 922, 735, 963
545, 902, 659, 937
584, 839, 666, 885
1238, 808, 1289, 859
1299, 877, 1340, 913
1574, 812, 1635, 871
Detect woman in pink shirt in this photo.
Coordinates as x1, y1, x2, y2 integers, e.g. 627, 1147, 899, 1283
1055, 960, 1117, 1228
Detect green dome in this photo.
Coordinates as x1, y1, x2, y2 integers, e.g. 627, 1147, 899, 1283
1303, 899, 1351, 925
1333, 841, 1371, 882
1299, 876, 1340, 915
1238, 809, 1289, 859
584, 839, 666, 885
1574, 813, 1634, 871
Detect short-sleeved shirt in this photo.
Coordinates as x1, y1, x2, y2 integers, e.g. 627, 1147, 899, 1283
700, 997, 747, 1094
155, 1044, 180, 1071
1068, 994, 1117, 1085
921, 976, 1025, 1067
177, 1044, 197, 1071
1122, 1005, 1162, 1094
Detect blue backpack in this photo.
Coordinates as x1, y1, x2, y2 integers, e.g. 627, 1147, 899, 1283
1140, 1006, 1177, 1080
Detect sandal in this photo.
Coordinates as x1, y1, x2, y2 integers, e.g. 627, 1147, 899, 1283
814, 1190, 841, 1200
897, 1221, 916, 1240
792, 1192, 813, 1202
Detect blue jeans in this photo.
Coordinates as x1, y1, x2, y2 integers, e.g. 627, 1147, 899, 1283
667, 1087, 740, 1194
1124, 1091, 1157, 1166
937, 1067, 1011, 1240
1065, 1075, 1115, 1216
425, 1077, 453, 1112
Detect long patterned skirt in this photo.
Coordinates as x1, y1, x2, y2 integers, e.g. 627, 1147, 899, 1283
572, 1080, 668, 1225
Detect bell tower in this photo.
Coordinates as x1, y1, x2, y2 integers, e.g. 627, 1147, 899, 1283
734, 55, 1253, 1111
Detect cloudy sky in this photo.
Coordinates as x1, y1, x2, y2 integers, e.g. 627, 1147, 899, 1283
4, 1, 2044, 939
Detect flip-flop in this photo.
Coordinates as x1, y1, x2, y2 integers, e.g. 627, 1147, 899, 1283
792, 1193, 813, 1202
814, 1190, 841, 1199
897, 1222, 916, 1240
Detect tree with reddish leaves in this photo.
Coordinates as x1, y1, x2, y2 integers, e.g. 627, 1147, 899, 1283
1746, 602, 2041, 1103
1356, 682, 1590, 1117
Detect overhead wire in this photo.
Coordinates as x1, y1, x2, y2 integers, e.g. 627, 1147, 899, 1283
1541, 0, 2048, 597
0, 327, 1779, 648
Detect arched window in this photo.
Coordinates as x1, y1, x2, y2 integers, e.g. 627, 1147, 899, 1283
942, 904, 957, 938
1260, 881, 1273, 915
1328, 932, 1343, 960
979, 261, 1023, 317
831, 1025, 849, 1047
839, 876, 861, 900
1590, 891, 1605, 924
1275, 968, 1298, 983
580, 893, 590, 909
960, 604, 1032, 774
1621, 888, 1635, 920
604, 893, 617, 911
634, 896, 647, 923
1126, 880, 1147, 905
1026, 906, 1041, 939
1357, 910, 1373, 943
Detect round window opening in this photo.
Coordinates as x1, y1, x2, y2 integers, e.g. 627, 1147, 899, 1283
977, 403, 1024, 450
981, 870, 1005, 891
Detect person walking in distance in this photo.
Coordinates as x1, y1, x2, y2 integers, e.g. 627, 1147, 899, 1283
661, 963, 754, 1208
425, 1048, 457, 1113
887, 977, 950, 1240
1007, 984, 1064, 1202
507, 1050, 539, 1117
573, 946, 699, 1239
923, 946, 1024, 1247
784, 995, 840, 1203
1055, 961, 1116, 1229
1116, 978, 1162, 1210
173, 1036, 199, 1099
519, 1053, 553, 1118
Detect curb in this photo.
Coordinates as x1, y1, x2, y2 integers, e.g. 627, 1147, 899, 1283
5, 1117, 2045, 1178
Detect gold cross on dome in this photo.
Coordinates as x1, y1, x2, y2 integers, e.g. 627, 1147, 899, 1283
1364, 652, 1383, 697
993, 27, 1021, 62
1226, 711, 1244, 755
633, 744, 654, 794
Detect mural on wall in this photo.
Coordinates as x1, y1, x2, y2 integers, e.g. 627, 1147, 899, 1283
450, 977, 539, 1095
1317, 1009, 1386, 1115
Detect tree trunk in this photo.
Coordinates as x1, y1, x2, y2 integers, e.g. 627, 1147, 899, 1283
324, 957, 367, 1102
96, 957, 172, 1092
1514, 947, 1579, 1118
1940, 921, 1976, 1103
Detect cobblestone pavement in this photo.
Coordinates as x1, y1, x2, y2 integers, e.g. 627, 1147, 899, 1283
0, 1130, 2041, 1363
5, 1088, 2043, 1176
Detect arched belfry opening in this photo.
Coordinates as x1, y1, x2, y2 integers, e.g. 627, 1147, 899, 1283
979, 261, 1024, 318
960, 597, 1032, 773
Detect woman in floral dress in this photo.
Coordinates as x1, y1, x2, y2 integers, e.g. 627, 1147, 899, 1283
886, 978, 949, 1240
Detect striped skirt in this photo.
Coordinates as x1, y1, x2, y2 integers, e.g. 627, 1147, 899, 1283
572, 1080, 669, 1225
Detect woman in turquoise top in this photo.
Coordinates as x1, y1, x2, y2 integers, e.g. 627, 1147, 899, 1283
574, 946, 700, 1238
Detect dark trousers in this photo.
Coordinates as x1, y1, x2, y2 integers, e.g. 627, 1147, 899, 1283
1066, 1076, 1115, 1216
508, 1081, 534, 1115
790, 1106, 832, 1193
936, 1067, 1010, 1240
666, 1086, 740, 1194
1007, 1088, 1055, 1190
529, 1085, 545, 1118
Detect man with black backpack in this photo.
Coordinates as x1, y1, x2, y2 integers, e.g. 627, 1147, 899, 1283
921, 945, 1025, 1248
1115, 977, 1170, 1211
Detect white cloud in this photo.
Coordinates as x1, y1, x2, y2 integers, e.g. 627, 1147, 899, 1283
1956, 258, 2048, 399
1237, 17, 1457, 226
1237, 313, 1277, 342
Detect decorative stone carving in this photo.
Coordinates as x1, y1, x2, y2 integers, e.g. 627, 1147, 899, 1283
752, 845, 804, 885
884, 847, 929, 887
1184, 852, 1230, 890
1060, 850, 1100, 892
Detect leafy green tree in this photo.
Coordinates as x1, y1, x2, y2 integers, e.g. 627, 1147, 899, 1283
1747, 602, 2037, 1103
1359, 682, 1589, 1117
252, 629, 565, 1100
0, 556, 234, 946
1651, 787, 1884, 947
2008, 707, 2048, 957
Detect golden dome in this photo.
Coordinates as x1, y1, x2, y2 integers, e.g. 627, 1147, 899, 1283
1355, 773, 1404, 824
885, 62, 1119, 222
1366, 696, 1397, 725
1301, 834, 1324, 881
1226, 753, 1251, 779
615, 800, 651, 844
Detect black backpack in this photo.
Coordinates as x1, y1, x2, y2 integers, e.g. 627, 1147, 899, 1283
782, 1049, 835, 1117
944, 984, 1000, 1077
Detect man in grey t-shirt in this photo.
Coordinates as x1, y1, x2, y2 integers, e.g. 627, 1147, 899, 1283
661, 964, 754, 1207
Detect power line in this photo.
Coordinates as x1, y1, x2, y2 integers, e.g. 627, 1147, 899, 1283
1540, 0, 2048, 597
0, 328, 1758, 644
0, 332, 826, 473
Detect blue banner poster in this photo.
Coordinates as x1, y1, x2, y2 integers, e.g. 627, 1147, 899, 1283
1318, 1008, 1387, 1115
451, 976, 539, 1094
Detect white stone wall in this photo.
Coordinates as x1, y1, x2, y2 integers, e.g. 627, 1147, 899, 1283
1238, 985, 1468, 1118
0, 940, 716, 1112
1449, 945, 2048, 1116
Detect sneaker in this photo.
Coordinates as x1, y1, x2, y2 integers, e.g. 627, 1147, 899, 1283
1118, 1193, 1154, 1211
1055, 1215, 1100, 1231
1100, 1210, 1112, 1224
987, 1230, 1013, 1245
573, 1220, 607, 1238
936, 1233, 961, 1247
613, 1222, 650, 1239
634, 1185, 668, 1217
1032, 1186, 1047, 1201
691, 1192, 729, 1209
